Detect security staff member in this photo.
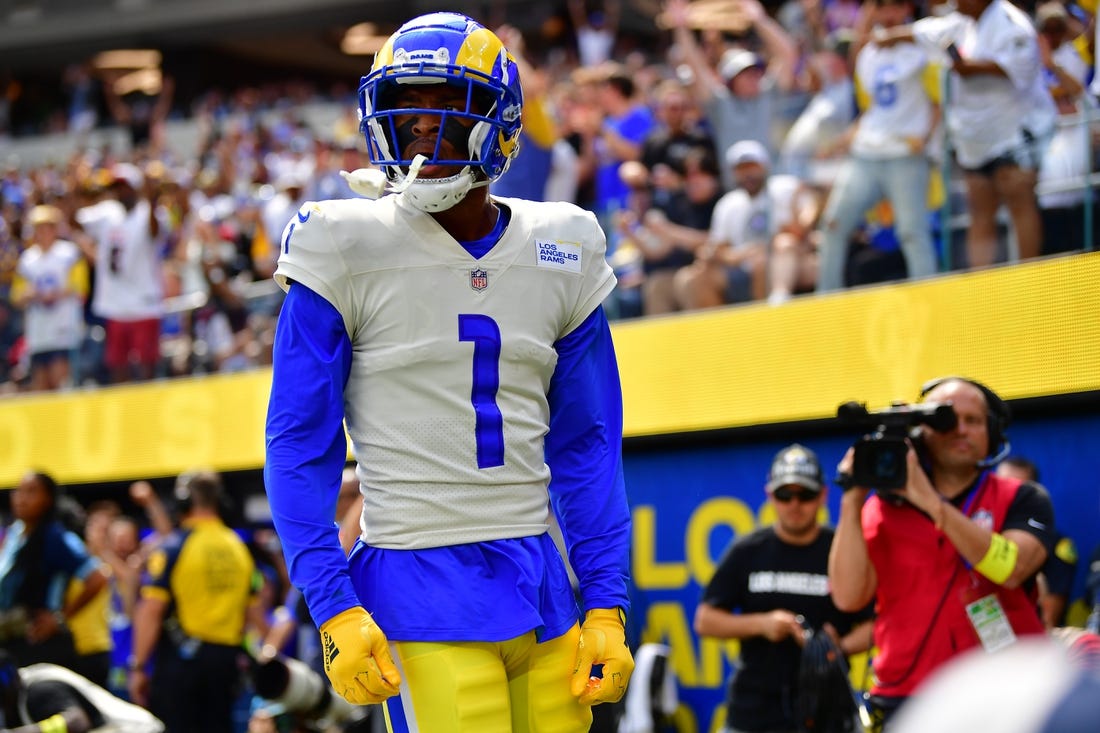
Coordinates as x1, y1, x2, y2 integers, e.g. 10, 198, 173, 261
127, 470, 261, 732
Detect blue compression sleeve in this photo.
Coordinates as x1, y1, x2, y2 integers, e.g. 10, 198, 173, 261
264, 284, 360, 626
546, 305, 631, 612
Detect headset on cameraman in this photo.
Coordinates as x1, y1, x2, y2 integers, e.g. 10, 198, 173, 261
918, 377, 1012, 469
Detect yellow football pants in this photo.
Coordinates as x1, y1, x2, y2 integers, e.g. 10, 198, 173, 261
381, 623, 591, 733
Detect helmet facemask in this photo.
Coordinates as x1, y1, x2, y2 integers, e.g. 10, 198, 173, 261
357, 13, 524, 212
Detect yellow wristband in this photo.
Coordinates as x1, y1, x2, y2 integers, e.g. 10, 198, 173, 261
974, 532, 1018, 585
40, 713, 68, 733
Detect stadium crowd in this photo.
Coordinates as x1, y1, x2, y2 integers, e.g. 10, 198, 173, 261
0, 0, 1097, 393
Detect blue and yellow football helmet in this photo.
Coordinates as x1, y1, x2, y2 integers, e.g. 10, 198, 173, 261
357, 13, 524, 211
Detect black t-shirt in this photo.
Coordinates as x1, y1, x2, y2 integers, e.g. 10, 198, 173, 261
24, 678, 104, 728
986, 480, 1056, 546
642, 189, 721, 274
700, 526, 871, 731
640, 128, 717, 177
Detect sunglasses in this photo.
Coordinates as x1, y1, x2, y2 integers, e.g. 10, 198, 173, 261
771, 487, 820, 504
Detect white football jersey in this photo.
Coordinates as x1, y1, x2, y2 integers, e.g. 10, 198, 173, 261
708, 175, 801, 257
77, 199, 164, 320
15, 240, 86, 354
913, 1, 1053, 168
853, 42, 933, 158
274, 194, 615, 550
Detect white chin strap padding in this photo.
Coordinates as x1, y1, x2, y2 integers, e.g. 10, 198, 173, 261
341, 168, 388, 199
398, 160, 485, 213
389, 154, 428, 194
344, 154, 488, 212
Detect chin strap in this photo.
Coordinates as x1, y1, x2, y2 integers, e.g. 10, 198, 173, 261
341, 155, 490, 211
340, 168, 388, 199
388, 154, 429, 193
339, 154, 431, 200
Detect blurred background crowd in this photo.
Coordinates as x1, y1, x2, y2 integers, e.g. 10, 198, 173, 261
0, 0, 1097, 394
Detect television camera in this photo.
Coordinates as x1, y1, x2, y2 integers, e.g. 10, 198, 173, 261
836, 400, 957, 490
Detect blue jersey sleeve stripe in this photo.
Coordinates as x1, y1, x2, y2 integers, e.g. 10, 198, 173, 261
545, 305, 631, 612
264, 283, 361, 625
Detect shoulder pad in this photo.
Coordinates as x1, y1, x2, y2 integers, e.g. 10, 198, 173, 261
274, 200, 367, 313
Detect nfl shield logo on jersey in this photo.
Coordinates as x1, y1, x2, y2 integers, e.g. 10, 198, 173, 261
470, 268, 488, 291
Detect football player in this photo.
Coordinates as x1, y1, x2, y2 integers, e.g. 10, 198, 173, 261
263, 12, 633, 733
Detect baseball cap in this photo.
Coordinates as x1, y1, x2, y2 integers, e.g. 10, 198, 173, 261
725, 139, 771, 170
1036, 1, 1068, 28
765, 444, 824, 493
28, 204, 62, 226
719, 48, 764, 83
110, 162, 144, 189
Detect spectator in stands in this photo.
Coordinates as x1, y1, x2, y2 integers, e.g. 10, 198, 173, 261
875, 0, 1056, 267
1034, 0, 1094, 256
10, 204, 89, 391
101, 71, 175, 155
62, 63, 100, 136
666, 0, 801, 191
73, 163, 166, 383
586, 63, 656, 243
817, 0, 939, 292
0, 471, 107, 671
305, 139, 361, 202
779, 31, 858, 179
0, 299, 20, 394
996, 454, 1079, 629
493, 25, 576, 203
606, 161, 651, 318
628, 149, 723, 315
0, 200, 24, 305
568, 0, 621, 67
641, 79, 717, 182
260, 171, 308, 271
675, 140, 820, 308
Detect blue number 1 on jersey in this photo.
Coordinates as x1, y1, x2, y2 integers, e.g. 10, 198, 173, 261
458, 314, 505, 468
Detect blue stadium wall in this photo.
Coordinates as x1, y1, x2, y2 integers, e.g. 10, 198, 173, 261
622, 411, 1100, 733
2, 252, 1099, 732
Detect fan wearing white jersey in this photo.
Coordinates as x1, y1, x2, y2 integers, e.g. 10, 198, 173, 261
873, 0, 1056, 268
11, 205, 89, 391
817, 0, 939, 292
263, 13, 633, 733
74, 163, 164, 383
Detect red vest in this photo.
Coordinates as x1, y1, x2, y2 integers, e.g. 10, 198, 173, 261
863, 472, 1045, 697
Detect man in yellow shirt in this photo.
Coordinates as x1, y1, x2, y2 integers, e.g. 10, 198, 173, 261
128, 470, 262, 733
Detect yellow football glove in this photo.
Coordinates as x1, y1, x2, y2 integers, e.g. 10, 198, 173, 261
319, 606, 402, 705
569, 607, 635, 705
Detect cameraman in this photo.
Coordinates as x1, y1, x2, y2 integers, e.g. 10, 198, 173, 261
828, 377, 1053, 730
